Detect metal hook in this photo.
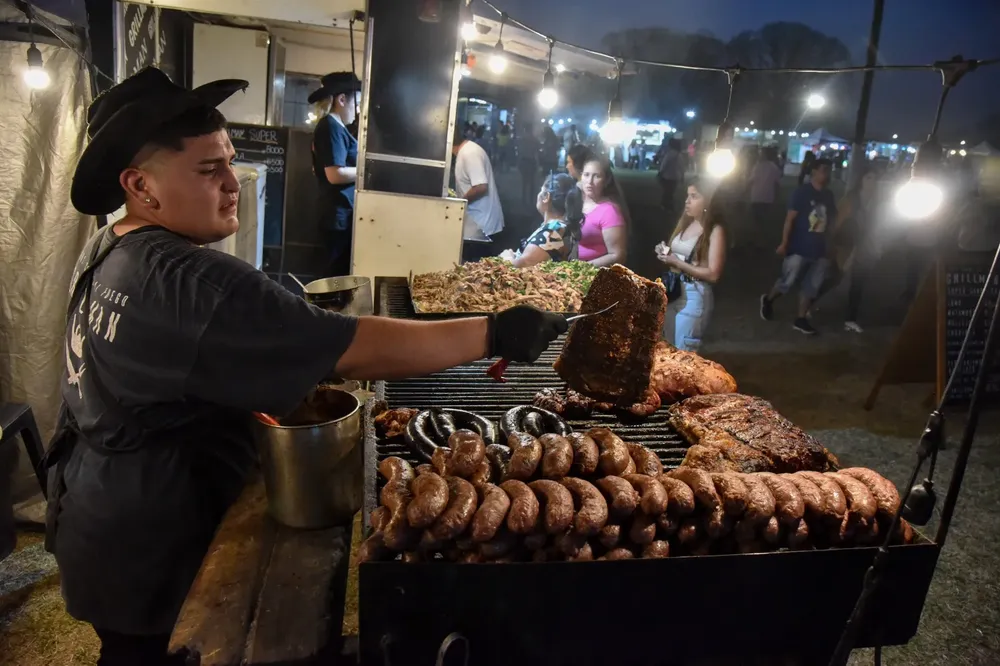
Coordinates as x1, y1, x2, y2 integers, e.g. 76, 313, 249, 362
435, 632, 470, 666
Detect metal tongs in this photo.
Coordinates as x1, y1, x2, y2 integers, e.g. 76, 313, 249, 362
486, 301, 620, 383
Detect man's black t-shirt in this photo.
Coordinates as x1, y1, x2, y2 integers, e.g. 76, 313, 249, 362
312, 114, 358, 231
56, 226, 358, 634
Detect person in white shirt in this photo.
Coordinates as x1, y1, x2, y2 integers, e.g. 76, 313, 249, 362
747, 147, 783, 249
452, 125, 504, 261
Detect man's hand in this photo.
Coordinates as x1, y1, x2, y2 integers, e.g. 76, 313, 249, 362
776, 243, 787, 256
491, 305, 568, 363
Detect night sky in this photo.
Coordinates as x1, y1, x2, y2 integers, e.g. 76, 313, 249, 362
486, 0, 1000, 143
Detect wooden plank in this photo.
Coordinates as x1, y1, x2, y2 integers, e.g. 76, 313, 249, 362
244, 522, 354, 664
169, 480, 275, 665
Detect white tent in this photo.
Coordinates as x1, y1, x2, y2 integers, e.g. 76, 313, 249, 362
970, 141, 1000, 157
802, 127, 850, 144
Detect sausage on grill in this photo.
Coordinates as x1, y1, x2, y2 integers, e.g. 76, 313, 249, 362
666, 467, 721, 511
559, 477, 609, 536
499, 480, 540, 535
446, 430, 486, 478
839, 468, 900, 520
595, 476, 640, 519
796, 471, 848, 520
629, 512, 657, 545
406, 471, 450, 529
623, 474, 669, 516
626, 442, 664, 477
566, 432, 599, 476
505, 433, 543, 481
642, 540, 670, 559
825, 473, 877, 523
471, 483, 511, 542
756, 473, 805, 526
738, 473, 775, 525
539, 434, 574, 479
590, 427, 631, 476
529, 479, 575, 534
710, 472, 749, 517
428, 476, 478, 541
786, 474, 825, 518
657, 475, 697, 515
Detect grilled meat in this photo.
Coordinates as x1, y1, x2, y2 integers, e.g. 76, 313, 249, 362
670, 394, 839, 473
374, 408, 420, 439
625, 387, 661, 418
650, 342, 737, 403
554, 265, 667, 404
532, 388, 596, 418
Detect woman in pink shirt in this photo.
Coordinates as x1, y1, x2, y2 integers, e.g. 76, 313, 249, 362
578, 156, 627, 266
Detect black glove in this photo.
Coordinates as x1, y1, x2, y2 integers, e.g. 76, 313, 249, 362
488, 305, 568, 363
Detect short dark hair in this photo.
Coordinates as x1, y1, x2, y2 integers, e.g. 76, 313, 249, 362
811, 157, 833, 172
567, 144, 594, 170
142, 105, 227, 154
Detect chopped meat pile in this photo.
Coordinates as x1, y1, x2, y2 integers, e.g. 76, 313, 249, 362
411, 258, 598, 313
374, 407, 419, 439
650, 342, 737, 403
532, 387, 597, 419
669, 393, 840, 473
555, 265, 667, 405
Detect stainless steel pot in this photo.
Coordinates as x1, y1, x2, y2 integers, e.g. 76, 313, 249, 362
254, 388, 363, 529
302, 276, 373, 317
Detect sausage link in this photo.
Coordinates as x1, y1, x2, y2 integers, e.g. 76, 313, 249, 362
538, 434, 574, 479
499, 480, 540, 535
484, 444, 511, 481
796, 471, 847, 520
428, 476, 478, 541
406, 472, 450, 529
431, 447, 451, 476
710, 472, 749, 517
446, 430, 486, 478
357, 532, 391, 563
656, 513, 679, 537
642, 540, 670, 559
598, 523, 622, 549
762, 516, 781, 544
478, 528, 518, 559
599, 547, 635, 561
529, 480, 575, 534
666, 467, 721, 511
629, 512, 657, 545
469, 459, 492, 489
560, 477, 609, 536
737, 474, 775, 525
657, 475, 697, 515
402, 551, 426, 563
756, 473, 805, 526
677, 519, 701, 545
553, 530, 589, 558
589, 427, 630, 476
705, 506, 733, 539
505, 434, 543, 481
378, 456, 415, 490
787, 518, 810, 548
566, 432, 599, 476
896, 518, 915, 545
415, 464, 434, 476
622, 457, 637, 475
785, 474, 825, 518
523, 531, 549, 551
566, 541, 594, 561
825, 473, 878, 523
471, 483, 511, 542
627, 442, 664, 477
369, 506, 391, 533
623, 474, 669, 516
839, 468, 901, 520
733, 518, 757, 544
595, 476, 640, 519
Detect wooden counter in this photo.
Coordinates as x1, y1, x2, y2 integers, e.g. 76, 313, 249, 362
168, 480, 355, 665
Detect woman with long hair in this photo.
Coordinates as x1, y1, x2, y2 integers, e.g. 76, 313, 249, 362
578, 156, 628, 267
656, 180, 727, 350
501, 173, 583, 267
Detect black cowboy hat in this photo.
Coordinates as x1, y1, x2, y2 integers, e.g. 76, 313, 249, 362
306, 71, 361, 105
71, 67, 248, 216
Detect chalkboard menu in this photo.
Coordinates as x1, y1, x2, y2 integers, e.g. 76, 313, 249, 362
227, 123, 289, 248
943, 264, 1000, 403
121, 2, 156, 78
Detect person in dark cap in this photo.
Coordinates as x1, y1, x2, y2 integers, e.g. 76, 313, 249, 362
52, 67, 566, 665
309, 71, 361, 276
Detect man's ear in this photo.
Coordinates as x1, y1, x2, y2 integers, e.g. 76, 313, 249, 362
120, 167, 157, 208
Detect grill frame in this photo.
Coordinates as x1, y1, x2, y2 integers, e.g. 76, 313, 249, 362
357, 279, 943, 666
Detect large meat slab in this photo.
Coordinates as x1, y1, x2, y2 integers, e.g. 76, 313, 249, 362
650, 342, 737, 403
554, 265, 667, 405
669, 393, 840, 473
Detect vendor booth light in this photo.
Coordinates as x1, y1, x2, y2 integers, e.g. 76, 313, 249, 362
489, 13, 508, 74
706, 121, 736, 178
749, 121, 754, 125
960, 140, 966, 145
806, 93, 826, 109
685, 110, 696, 118
892, 133, 899, 139
949, 149, 957, 155
800, 133, 808, 138
779, 130, 784, 135
895, 140, 944, 220
600, 58, 625, 142
788, 131, 797, 137
868, 150, 878, 159
24, 43, 49, 89
820, 144, 827, 151
537, 39, 558, 110
460, 21, 477, 41
891, 143, 898, 149
960, 149, 967, 157
555, 63, 566, 73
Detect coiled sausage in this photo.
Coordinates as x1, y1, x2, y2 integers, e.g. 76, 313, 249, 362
499, 480, 540, 535
539, 434, 574, 479
627, 442, 664, 477
666, 467, 721, 511
427, 476, 478, 541
406, 471, 449, 529
623, 474, 669, 516
839, 468, 900, 520
710, 472, 749, 517
446, 430, 486, 478
756, 473, 805, 526
566, 432, 599, 476
589, 427, 630, 476
505, 433, 543, 481
657, 475, 697, 515
595, 476, 640, 519
559, 477, 609, 536
737, 473, 775, 525
529, 480, 575, 534
471, 483, 511, 542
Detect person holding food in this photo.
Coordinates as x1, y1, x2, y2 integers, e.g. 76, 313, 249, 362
499, 173, 582, 268
578, 156, 628, 267
309, 71, 361, 277
52, 68, 567, 665
656, 179, 727, 351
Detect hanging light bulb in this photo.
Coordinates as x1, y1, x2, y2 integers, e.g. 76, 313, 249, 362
459, 1, 476, 41
895, 139, 945, 220
489, 13, 508, 74
537, 39, 558, 110
599, 59, 628, 143
706, 121, 736, 178
24, 43, 50, 89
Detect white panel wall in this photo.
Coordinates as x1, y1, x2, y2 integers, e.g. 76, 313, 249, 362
192, 23, 269, 125
283, 42, 362, 77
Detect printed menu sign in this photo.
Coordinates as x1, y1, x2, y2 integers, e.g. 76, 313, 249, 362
226, 123, 289, 248
943, 264, 1000, 402
121, 2, 155, 78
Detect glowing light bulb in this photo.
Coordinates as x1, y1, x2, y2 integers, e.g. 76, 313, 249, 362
460, 21, 477, 41
489, 44, 507, 74
24, 44, 49, 90
555, 63, 566, 73
537, 85, 558, 109
685, 110, 696, 119
706, 149, 736, 177
807, 94, 826, 110
895, 179, 943, 220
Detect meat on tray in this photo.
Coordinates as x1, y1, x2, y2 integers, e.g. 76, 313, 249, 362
651, 342, 737, 403
374, 407, 419, 439
554, 265, 667, 405
669, 394, 840, 473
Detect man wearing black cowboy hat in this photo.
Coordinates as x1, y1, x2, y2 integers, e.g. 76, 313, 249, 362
309, 71, 361, 277
51, 67, 565, 665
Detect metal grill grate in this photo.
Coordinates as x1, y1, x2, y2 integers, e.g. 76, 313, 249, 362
371, 280, 690, 475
